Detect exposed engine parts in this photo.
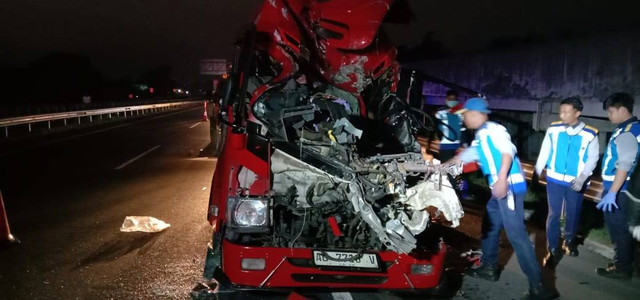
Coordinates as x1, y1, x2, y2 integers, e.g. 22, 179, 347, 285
224, 67, 466, 254
269, 146, 463, 254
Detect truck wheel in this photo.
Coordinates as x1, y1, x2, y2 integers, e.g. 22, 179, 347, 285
210, 122, 226, 157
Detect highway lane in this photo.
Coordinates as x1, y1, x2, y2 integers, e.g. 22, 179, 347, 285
0, 107, 217, 299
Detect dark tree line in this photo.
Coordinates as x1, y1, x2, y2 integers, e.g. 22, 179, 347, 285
0, 53, 178, 106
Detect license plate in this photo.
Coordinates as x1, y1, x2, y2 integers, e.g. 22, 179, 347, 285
313, 250, 379, 269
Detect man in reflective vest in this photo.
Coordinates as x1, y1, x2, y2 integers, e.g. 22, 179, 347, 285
436, 90, 466, 161
535, 97, 599, 268
596, 92, 639, 280
449, 98, 557, 299
625, 160, 640, 241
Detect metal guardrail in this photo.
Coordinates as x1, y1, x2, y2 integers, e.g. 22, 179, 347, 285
520, 161, 604, 202
422, 138, 604, 202
0, 96, 202, 118
0, 100, 201, 137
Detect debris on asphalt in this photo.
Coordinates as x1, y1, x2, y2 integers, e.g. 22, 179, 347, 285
120, 216, 170, 233
460, 249, 483, 268
190, 281, 218, 299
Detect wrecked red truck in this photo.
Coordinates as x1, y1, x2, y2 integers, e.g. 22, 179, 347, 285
203, 0, 464, 294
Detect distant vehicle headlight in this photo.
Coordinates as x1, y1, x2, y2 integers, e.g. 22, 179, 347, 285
227, 198, 270, 232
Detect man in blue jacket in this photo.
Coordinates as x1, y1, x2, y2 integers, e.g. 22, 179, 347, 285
449, 98, 557, 300
596, 92, 639, 280
535, 97, 599, 267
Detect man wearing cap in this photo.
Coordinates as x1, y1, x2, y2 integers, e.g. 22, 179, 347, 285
534, 97, 599, 268
596, 92, 639, 279
448, 98, 557, 299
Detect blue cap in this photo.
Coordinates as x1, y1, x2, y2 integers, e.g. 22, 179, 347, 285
457, 97, 491, 114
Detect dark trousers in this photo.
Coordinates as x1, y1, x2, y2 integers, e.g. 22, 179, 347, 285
481, 192, 542, 287
546, 181, 584, 250
603, 191, 636, 271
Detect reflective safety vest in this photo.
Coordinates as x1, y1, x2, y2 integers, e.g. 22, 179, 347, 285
545, 121, 599, 184
602, 119, 640, 190
473, 121, 527, 194
436, 108, 464, 150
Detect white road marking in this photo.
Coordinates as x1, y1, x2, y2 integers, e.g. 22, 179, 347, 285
331, 292, 353, 300
1, 107, 200, 157
115, 145, 161, 170
184, 157, 218, 161
189, 122, 202, 129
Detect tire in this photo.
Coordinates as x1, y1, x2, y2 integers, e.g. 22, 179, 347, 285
211, 122, 226, 157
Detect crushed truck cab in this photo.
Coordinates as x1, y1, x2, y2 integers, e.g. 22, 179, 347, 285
203, 0, 464, 293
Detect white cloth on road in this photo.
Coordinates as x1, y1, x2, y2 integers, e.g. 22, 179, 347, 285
120, 216, 171, 233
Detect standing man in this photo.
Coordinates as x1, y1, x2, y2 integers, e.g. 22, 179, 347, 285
596, 92, 639, 279
534, 97, 599, 268
448, 98, 557, 300
625, 159, 640, 241
436, 90, 466, 161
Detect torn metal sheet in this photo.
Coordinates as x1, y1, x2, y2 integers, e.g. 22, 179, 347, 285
400, 175, 464, 228
270, 148, 462, 254
332, 56, 371, 92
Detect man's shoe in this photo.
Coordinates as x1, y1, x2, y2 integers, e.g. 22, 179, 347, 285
464, 264, 500, 282
522, 284, 560, 300
563, 240, 579, 257
543, 248, 564, 269
596, 264, 632, 280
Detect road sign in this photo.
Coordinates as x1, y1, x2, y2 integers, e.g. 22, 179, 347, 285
200, 59, 228, 75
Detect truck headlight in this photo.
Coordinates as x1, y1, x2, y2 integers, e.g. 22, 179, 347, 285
227, 197, 270, 232
235, 199, 267, 226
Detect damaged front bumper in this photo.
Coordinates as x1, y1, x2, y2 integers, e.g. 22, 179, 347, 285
216, 239, 446, 291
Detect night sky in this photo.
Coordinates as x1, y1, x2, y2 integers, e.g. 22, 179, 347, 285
1, 0, 638, 81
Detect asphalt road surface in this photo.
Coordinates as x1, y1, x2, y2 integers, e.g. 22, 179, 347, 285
1, 107, 638, 299
1, 107, 216, 299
